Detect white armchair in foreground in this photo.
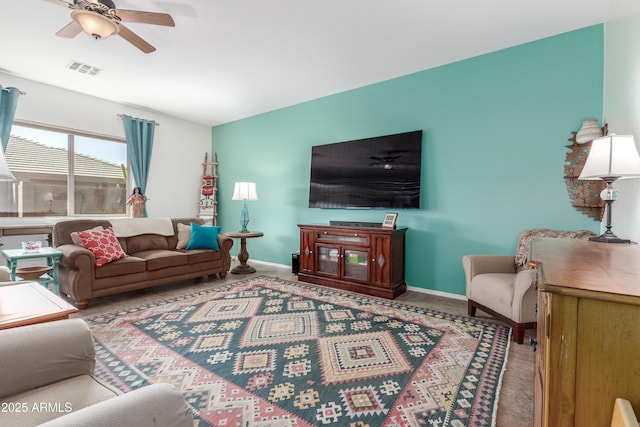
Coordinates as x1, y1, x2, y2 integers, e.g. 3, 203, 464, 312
0, 318, 194, 427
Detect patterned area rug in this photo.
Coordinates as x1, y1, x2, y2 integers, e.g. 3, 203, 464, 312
86, 276, 511, 427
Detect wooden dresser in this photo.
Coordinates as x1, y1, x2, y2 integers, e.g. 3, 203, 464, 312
530, 238, 640, 427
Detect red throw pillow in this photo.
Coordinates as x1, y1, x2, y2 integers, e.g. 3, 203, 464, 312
77, 226, 127, 267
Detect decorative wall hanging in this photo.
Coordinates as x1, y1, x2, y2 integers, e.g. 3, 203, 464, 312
198, 152, 218, 225
575, 119, 604, 144
564, 122, 607, 221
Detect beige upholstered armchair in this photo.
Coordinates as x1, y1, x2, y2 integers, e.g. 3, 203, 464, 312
0, 318, 194, 427
462, 228, 595, 344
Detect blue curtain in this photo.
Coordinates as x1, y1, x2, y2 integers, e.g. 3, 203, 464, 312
121, 114, 156, 217
0, 87, 21, 151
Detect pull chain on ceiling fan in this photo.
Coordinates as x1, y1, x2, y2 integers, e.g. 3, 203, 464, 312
46, 0, 175, 53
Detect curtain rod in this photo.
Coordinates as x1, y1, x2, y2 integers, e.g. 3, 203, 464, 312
1, 87, 26, 95
117, 114, 160, 126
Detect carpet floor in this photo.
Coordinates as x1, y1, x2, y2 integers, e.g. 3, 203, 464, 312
85, 275, 511, 427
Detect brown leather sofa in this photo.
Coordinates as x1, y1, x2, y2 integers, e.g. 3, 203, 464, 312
52, 218, 232, 309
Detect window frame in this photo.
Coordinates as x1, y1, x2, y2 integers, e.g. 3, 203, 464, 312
10, 119, 130, 218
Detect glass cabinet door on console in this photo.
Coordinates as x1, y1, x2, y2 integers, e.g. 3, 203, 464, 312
317, 246, 340, 276
316, 245, 369, 283
315, 230, 369, 283
343, 249, 368, 281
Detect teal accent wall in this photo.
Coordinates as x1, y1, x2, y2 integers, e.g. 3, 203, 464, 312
212, 25, 603, 296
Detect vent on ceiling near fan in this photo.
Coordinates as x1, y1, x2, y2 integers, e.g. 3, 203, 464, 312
67, 61, 102, 76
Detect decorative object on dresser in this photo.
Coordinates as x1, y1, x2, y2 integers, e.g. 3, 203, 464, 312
86, 276, 511, 427
578, 133, 640, 243
298, 223, 406, 299
462, 228, 595, 344
564, 122, 607, 221
575, 118, 604, 144
530, 238, 640, 427
232, 181, 258, 232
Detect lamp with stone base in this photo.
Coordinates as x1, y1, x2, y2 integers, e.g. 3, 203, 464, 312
578, 134, 640, 243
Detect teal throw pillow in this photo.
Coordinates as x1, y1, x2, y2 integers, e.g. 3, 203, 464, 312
185, 223, 220, 251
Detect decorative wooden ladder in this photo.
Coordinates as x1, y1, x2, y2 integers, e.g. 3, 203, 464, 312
198, 152, 218, 225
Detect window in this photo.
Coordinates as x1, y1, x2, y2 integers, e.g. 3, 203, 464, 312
2, 122, 129, 217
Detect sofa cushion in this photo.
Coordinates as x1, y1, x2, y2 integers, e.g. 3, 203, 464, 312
52, 219, 113, 247
94, 256, 147, 279
186, 223, 220, 251
126, 234, 170, 254
176, 223, 191, 249
182, 248, 221, 264
77, 227, 128, 267
71, 226, 104, 246
131, 250, 188, 271
169, 218, 204, 248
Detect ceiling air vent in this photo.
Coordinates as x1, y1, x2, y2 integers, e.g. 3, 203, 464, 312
67, 61, 102, 76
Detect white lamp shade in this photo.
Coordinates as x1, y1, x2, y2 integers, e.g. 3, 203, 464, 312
232, 182, 258, 201
72, 10, 119, 39
578, 134, 640, 180
0, 149, 15, 181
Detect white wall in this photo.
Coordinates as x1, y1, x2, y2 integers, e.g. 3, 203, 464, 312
0, 71, 211, 219
603, 0, 640, 242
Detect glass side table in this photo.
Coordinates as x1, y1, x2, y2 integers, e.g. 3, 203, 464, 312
1, 247, 63, 295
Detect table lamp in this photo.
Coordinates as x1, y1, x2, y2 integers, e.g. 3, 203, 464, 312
578, 134, 640, 243
232, 182, 258, 232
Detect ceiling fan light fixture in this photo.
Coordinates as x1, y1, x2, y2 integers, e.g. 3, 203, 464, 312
71, 10, 119, 40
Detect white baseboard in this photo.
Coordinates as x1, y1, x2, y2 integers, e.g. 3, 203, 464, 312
406, 284, 467, 301
252, 259, 468, 301
249, 259, 291, 269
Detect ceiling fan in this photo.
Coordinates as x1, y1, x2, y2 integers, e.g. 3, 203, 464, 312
46, 0, 175, 53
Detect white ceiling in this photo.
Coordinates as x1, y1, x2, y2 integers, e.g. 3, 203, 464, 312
1, 0, 612, 127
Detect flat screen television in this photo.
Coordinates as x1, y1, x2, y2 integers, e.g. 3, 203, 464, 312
309, 130, 423, 209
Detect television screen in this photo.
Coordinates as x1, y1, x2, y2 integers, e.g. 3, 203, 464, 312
309, 130, 423, 209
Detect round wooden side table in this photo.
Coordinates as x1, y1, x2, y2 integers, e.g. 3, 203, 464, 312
223, 231, 264, 274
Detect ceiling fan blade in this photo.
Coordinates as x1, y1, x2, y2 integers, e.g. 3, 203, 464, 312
56, 21, 83, 38
114, 9, 175, 27
117, 24, 156, 53
44, 0, 74, 8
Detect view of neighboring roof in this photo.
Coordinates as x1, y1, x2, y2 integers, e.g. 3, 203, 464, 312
6, 135, 124, 180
